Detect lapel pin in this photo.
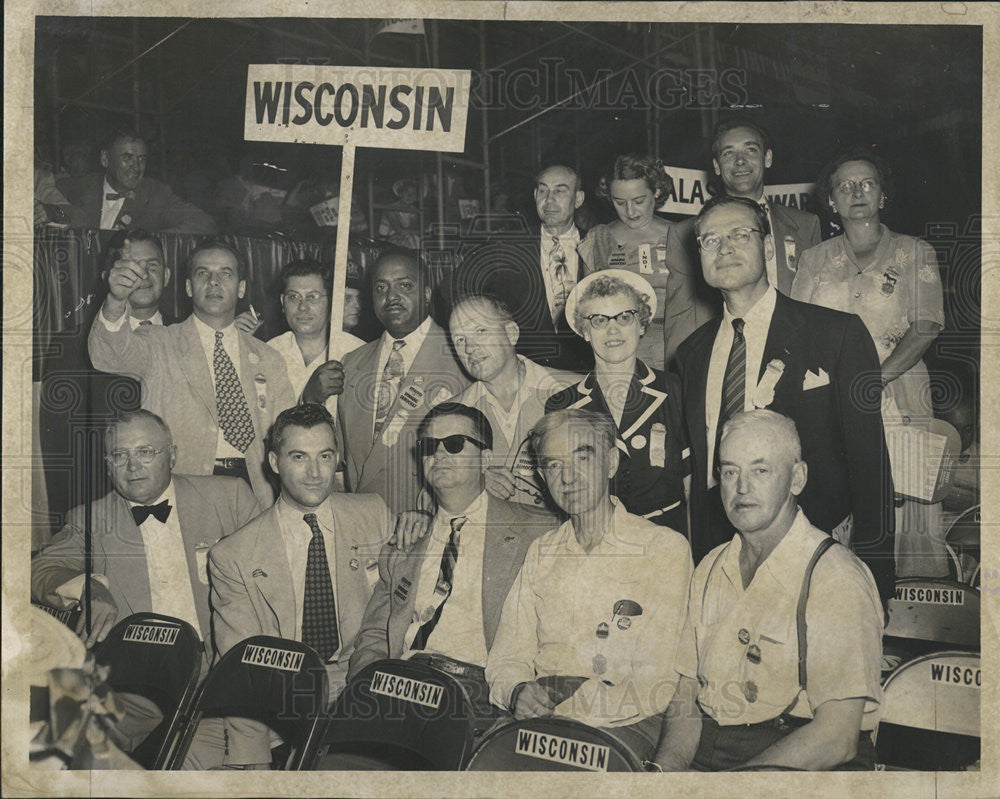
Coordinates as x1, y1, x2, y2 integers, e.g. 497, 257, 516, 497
349, 558, 360, 570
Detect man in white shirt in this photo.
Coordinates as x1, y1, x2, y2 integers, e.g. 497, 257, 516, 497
653, 410, 883, 771
201, 403, 394, 768
454, 164, 594, 371
349, 402, 556, 732
31, 409, 260, 650
88, 240, 294, 507
449, 294, 579, 509
266, 258, 365, 406
486, 408, 693, 761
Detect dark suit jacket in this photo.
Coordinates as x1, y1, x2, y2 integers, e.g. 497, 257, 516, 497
31, 474, 260, 647
338, 321, 470, 513
452, 227, 595, 373
56, 172, 217, 234
348, 496, 557, 678
769, 203, 822, 295
675, 292, 895, 599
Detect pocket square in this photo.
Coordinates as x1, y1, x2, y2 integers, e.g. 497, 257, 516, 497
802, 368, 830, 391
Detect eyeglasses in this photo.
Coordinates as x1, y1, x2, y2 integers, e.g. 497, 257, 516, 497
697, 227, 765, 254
583, 309, 640, 329
834, 178, 880, 195
106, 446, 169, 467
417, 434, 486, 458
282, 291, 328, 306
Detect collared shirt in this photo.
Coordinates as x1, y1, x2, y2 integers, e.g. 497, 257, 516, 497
126, 480, 202, 631
486, 498, 693, 727
191, 314, 245, 459
539, 226, 581, 323
267, 329, 365, 404
100, 177, 127, 230
129, 311, 164, 330
675, 509, 884, 729
371, 315, 432, 433
409, 491, 490, 666
705, 285, 778, 485
275, 496, 341, 660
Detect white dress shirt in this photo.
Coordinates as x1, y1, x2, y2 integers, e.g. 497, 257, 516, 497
275, 496, 341, 661
486, 498, 693, 727
409, 491, 490, 666
267, 329, 365, 403
371, 315, 432, 434
539, 226, 581, 323
191, 314, 246, 459
704, 285, 778, 485
100, 177, 127, 230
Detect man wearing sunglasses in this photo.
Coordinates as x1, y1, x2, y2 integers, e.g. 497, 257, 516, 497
486, 408, 693, 761
674, 195, 895, 603
350, 402, 556, 733
31, 409, 260, 649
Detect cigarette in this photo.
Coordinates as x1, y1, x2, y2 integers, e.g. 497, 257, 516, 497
249, 304, 260, 321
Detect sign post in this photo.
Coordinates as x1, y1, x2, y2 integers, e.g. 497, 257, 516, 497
244, 64, 471, 413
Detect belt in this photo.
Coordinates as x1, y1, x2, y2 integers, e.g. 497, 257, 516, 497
410, 652, 485, 681
215, 457, 247, 469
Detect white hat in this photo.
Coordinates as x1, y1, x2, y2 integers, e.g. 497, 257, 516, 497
564, 269, 657, 337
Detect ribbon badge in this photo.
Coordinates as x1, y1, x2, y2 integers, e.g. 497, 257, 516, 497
752, 359, 785, 409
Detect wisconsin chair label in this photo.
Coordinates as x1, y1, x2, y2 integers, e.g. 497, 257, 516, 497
241, 644, 305, 672
123, 624, 180, 645
369, 671, 444, 709
894, 586, 965, 605
514, 729, 609, 772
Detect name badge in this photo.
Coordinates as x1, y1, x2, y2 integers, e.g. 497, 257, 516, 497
649, 423, 666, 468
638, 243, 653, 274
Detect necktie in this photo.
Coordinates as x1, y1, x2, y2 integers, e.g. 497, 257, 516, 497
106, 191, 135, 201
301, 513, 339, 661
549, 236, 570, 322
716, 318, 746, 471
138, 320, 153, 327
131, 499, 172, 526
213, 330, 255, 452
374, 339, 406, 439
411, 515, 467, 650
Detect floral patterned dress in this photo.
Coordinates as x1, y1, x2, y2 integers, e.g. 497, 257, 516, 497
791, 225, 947, 576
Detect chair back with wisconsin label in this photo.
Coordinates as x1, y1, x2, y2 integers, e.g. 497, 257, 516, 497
169, 635, 328, 770
93, 612, 203, 769
944, 505, 980, 584
312, 659, 474, 770
465, 717, 642, 772
875, 650, 980, 770
884, 578, 979, 652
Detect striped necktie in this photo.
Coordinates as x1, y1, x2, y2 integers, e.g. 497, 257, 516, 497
411, 515, 467, 650
715, 318, 746, 472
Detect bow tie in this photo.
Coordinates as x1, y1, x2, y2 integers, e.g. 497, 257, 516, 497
131, 499, 172, 525
106, 191, 135, 201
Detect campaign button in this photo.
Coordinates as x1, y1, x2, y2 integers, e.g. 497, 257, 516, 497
593, 655, 607, 675
617, 617, 631, 631
743, 680, 758, 703
630, 435, 647, 450
738, 628, 751, 645
746, 644, 761, 664
596, 622, 610, 639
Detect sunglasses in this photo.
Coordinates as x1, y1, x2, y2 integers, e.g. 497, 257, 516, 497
417, 434, 486, 458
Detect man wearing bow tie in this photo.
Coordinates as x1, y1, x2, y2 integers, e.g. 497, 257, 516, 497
56, 129, 217, 235
31, 410, 260, 648
452, 164, 595, 372
674, 196, 895, 601
200, 403, 393, 768
349, 402, 556, 731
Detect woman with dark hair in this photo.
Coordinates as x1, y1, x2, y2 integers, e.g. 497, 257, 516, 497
545, 270, 688, 532
791, 151, 946, 577
577, 153, 710, 371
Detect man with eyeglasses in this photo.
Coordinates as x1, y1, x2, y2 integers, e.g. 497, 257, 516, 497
486, 408, 693, 762
305, 249, 469, 513
674, 195, 895, 603
89, 240, 295, 508
196, 403, 393, 768
349, 402, 556, 732
32, 409, 260, 648
266, 259, 365, 407
707, 117, 821, 296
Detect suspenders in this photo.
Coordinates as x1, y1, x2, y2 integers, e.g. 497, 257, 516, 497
795, 537, 837, 692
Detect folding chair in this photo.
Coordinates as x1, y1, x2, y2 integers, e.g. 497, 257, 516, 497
93, 612, 203, 769
944, 505, 980, 584
884, 578, 980, 651
875, 651, 980, 770
312, 659, 475, 770
465, 716, 642, 772
168, 635, 328, 770
31, 600, 82, 631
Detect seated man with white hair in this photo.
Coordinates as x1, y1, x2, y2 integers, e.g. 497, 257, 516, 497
653, 409, 884, 772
